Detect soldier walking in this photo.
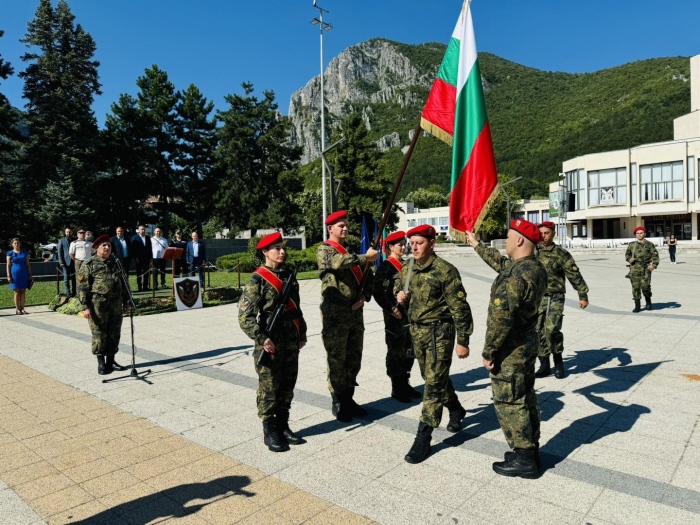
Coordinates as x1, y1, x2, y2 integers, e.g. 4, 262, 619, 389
534, 221, 589, 379
466, 220, 547, 478
397, 225, 473, 464
626, 226, 659, 312
372, 231, 421, 403
317, 211, 378, 422
238, 232, 307, 452
78, 235, 130, 375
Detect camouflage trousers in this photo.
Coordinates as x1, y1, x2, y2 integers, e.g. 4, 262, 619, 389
321, 302, 364, 395
410, 321, 460, 429
383, 313, 414, 378
629, 267, 652, 300
88, 294, 124, 357
253, 338, 300, 421
536, 293, 565, 358
490, 331, 540, 450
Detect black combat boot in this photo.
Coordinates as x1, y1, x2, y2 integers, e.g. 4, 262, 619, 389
404, 422, 433, 464
331, 392, 352, 423
405, 372, 422, 399
445, 402, 466, 433
493, 448, 539, 478
633, 299, 641, 313
346, 387, 368, 417
644, 296, 652, 311
97, 355, 107, 375
552, 353, 566, 379
262, 419, 289, 452
534, 356, 551, 378
276, 411, 305, 445
391, 376, 411, 403
106, 354, 127, 372
505, 442, 541, 471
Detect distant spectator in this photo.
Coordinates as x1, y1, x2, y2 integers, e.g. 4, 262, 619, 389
6, 238, 33, 315
69, 229, 91, 276
668, 234, 677, 264
131, 225, 153, 291
186, 231, 206, 285
110, 226, 132, 273
171, 230, 188, 277
58, 227, 75, 298
151, 227, 169, 289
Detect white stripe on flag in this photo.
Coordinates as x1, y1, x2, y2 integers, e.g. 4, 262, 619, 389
456, 0, 477, 94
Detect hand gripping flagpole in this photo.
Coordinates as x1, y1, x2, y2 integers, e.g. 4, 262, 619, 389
102, 255, 152, 384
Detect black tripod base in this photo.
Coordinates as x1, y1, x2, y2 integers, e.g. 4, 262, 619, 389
101, 367, 153, 384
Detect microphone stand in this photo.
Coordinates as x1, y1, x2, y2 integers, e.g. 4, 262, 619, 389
102, 255, 152, 384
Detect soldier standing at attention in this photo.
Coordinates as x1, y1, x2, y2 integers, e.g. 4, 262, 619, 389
238, 232, 307, 452
626, 226, 659, 312
372, 231, 421, 403
534, 221, 589, 379
396, 225, 473, 464
317, 210, 378, 422
78, 235, 130, 376
466, 219, 547, 478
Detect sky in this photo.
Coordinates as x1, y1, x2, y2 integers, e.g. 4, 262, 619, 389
1, 0, 699, 127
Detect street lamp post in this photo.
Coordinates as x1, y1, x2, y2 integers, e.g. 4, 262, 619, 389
499, 177, 522, 229
311, 1, 332, 240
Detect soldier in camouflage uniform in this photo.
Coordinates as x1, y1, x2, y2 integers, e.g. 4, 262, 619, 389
466, 220, 547, 478
238, 232, 307, 452
317, 211, 378, 422
372, 230, 421, 403
626, 226, 659, 312
535, 221, 589, 379
396, 225, 473, 464
78, 235, 130, 376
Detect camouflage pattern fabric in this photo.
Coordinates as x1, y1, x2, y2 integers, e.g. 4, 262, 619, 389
537, 243, 588, 299
317, 243, 373, 395
396, 254, 473, 427
536, 293, 565, 357
372, 258, 413, 378
625, 240, 659, 300
475, 245, 547, 450
77, 256, 130, 357
238, 265, 307, 420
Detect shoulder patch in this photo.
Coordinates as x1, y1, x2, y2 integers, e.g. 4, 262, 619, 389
239, 295, 251, 311
493, 298, 501, 306
457, 290, 465, 299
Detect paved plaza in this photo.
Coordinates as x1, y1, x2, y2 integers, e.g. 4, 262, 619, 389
1, 248, 699, 524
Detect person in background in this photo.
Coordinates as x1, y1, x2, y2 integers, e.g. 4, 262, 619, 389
187, 231, 206, 285
69, 229, 91, 276
131, 225, 153, 292
151, 227, 169, 289
171, 230, 188, 277
668, 234, 677, 264
58, 227, 75, 299
6, 238, 33, 315
110, 226, 132, 274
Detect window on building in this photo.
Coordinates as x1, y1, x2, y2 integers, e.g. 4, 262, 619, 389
527, 211, 539, 223
542, 210, 550, 221
640, 161, 683, 202
631, 163, 637, 206
439, 216, 449, 226
428, 217, 437, 226
408, 219, 416, 227
689, 157, 695, 203
564, 169, 586, 210
512, 211, 525, 219
418, 218, 427, 225
588, 167, 627, 205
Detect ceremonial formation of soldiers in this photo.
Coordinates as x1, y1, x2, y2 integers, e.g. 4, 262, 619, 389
76, 213, 661, 479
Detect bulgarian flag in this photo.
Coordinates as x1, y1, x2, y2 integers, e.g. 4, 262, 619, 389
420, 0, 498, 235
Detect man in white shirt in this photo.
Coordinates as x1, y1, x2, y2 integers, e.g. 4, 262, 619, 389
69, 229, 92, 275
151, 227, 169, 289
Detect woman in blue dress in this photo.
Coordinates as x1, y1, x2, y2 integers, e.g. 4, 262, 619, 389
6, 238, 33, 315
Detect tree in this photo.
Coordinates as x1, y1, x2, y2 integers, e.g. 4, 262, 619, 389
329, 113, 398, 241
214, 83, 302, 235
404, 187, 449, 208
478, 174, 522, 239
174, 84, 217, 233
18, 0, 101, 240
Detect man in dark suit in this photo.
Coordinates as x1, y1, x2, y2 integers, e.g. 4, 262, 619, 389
186, 231, 206, 285
57, 227, 75, 299
110, 226, 132, 275
171, 230, 188, 277
131, 225, 153, 291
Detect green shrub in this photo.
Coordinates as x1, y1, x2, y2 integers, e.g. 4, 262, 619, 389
216, 242, 321, 273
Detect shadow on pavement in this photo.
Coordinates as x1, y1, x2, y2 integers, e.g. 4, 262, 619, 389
647, 301, 681, 310
135, 345, 252, 369
69, 475, 254, 524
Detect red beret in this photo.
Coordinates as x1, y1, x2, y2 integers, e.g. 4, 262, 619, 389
407, 224, 436, 239
510, 219, 541, 244
92, 234, 111, 249
633, 226, 645, 234
538, 221, 556, 231
325, 210, 348, 226
256, 232, 283, 250
384, 231, 406, 245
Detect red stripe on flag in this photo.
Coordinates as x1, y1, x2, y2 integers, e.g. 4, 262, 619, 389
449, 122, 498, 233
421, 77, 457, 138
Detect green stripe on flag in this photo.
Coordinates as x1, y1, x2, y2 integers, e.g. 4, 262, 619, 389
436, 37, 460, 87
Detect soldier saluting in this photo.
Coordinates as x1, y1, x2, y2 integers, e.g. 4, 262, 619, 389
78, 234, 130, 375
626, 226, 659, 312
397, 224, 473, 464
238, 232, 307, 452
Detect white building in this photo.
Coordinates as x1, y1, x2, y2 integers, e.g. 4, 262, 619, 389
555, 54, 700, 241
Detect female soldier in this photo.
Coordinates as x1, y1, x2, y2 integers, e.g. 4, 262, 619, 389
238, 232, 307, 452
372, 231, 421, 402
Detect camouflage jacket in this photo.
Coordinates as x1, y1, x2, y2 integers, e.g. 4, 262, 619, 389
537, 243, 588, 299
394, 254, 473, 346
238, 264, 307, 347
372, 257, 402, 313
317, 242, 374, 305
476, 246, 547, 360
77, 256, 130, 309
625, 240, 659, 269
